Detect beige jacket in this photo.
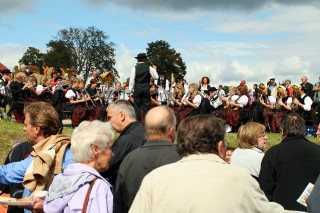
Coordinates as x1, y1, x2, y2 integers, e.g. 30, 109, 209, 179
130, 154, 284, 213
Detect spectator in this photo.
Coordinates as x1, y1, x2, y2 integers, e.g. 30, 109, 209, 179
225, 147, 235, 164
0, 102, 73, 213
306, 123, 320, 213
259, 112, 320, 211
44, 120, 114, 213
300, 75, 314, 99
130, 114, 284, 212
230, 122, 267, 180
114, 106, 180, 213
100, 100, 146, 186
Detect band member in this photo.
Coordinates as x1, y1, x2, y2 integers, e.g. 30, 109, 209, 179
0, 68, 12, 119
65, 78, 87, 126
150, 83, 161, 108
258, 86, 276, 131
155, 70, 170, 91
293, 86, 313, 125
24, 75, 38, 103
198, 76, 211, 95
225, 85, 250, 131
269, 86, 292, 132
175, 83, 202, 125
36, 76, 53, 103
129, 53, 158, 122
86, 78, 106, 121
208, 87, 223, 112
112, 82, 122, 101
9, 72, 27, 123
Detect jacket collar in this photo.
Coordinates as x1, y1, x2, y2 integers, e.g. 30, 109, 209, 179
142, 140, 174, 147
180, 154, 226, 164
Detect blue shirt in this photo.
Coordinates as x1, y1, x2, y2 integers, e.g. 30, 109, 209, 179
0, 147, 74, 213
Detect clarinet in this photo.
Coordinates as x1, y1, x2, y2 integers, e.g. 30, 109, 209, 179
84, 88, 95, 107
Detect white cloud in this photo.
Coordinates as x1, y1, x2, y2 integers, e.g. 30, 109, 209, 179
0, 43, 27, 70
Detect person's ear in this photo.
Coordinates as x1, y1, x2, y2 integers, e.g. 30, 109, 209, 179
217, 140, 227, 160
34, 126, 41, 135
168, 126, 176, 142
280, 129, 285, 139
91, 145, 100, 157
119, 111, 125, 122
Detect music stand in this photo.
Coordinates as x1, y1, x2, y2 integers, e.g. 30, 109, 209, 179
104, 89, 114, 103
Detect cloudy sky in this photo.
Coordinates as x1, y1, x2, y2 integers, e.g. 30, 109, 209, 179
1, 0, 320, 87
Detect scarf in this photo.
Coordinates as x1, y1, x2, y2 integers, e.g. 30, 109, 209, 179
22, 134, 71, 192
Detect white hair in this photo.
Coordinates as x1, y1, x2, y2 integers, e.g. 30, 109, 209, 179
301, 75, 308, 81
71, 120, 114, 163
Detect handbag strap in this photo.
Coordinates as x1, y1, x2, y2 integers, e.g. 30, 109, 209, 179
82, 177, 98, 213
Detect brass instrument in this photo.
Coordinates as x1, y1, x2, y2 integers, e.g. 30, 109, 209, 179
292, 84, 301, 98
291, 84, 301, 111
274, 85, 286, 111
257, 83, 266, 98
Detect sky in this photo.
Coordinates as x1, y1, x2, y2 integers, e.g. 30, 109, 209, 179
1, 0, 320, 88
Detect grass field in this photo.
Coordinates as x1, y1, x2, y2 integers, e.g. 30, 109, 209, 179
0, 119, 319, 164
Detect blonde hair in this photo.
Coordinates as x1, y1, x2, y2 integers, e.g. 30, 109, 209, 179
237, 122, 266, 148
188, 83, 199, 98
15, 72, 26, 82
174, 83, 185, 99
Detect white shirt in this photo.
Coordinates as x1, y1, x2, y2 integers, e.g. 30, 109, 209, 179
209, 95, 223, 109
300, 94, 313, 111
155, 79, 170, 91
230, 147, 265, 178
236, 95, 249, 108
182, 94, 202, 107
65, 89, 77, 99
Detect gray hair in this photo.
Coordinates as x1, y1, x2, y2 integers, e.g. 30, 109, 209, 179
71, 120, 114, 163
107, 100, 136, 119
301, 75, 308, 81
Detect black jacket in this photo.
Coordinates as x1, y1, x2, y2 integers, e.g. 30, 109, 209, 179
100, 121, 146, 186
114, 140, 181, 213
259, 135, 320, 211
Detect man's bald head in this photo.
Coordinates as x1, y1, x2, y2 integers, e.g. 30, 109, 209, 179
145, 106, 176, 141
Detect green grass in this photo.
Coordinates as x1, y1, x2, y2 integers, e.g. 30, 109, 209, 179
0, 120, 319, 164
226, 132, 320, 151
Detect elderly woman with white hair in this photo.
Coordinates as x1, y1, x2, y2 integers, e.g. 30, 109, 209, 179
44, 120, 114, 213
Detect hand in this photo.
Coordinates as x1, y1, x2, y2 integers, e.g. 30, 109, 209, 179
293, 98, 300, 105
20, 198, 44, 213
278, 99, 284, 106
259, 98, 264, 104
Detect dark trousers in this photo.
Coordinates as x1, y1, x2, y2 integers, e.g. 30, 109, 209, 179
133, 85, 151, 121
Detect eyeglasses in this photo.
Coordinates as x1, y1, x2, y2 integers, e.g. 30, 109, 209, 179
259, 135, 267, 140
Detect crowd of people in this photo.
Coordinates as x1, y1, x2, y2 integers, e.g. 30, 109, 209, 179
1, 56, 320, 212
1, 57, 320, 133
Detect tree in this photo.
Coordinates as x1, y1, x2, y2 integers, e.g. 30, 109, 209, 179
146, 40, 187, 82
19, 47, 45, 72
54, 26, 118, 82
44, 40, 73, 69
